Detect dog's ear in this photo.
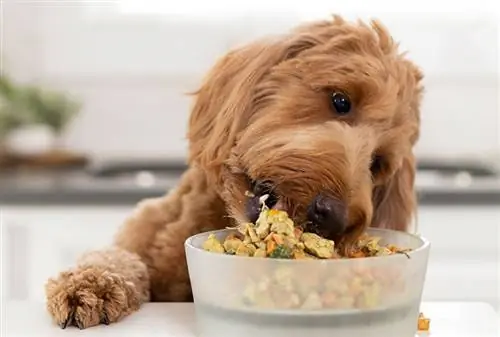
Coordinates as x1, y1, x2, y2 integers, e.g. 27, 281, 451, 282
187, 43, 282, 183
187, 25, 332, 183
371, 54, 423, 232
371, 154, 417, 232
371, 86, 422, 232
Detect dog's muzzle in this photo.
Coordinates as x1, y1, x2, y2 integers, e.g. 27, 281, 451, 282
245, 180, 277, 222
306, 194, 347, 237
245, 179, 347, 237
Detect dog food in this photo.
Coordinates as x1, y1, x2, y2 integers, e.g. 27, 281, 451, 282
202, 194, 411, 260
202, 194, 429, 330
417, 312, 431, 332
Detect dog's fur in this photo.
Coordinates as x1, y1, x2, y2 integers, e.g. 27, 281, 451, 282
45, 15, 423, 329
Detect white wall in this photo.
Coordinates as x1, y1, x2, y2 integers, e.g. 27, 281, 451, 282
3, 1, 499, 161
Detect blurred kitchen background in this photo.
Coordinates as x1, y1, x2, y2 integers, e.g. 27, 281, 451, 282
1, 1, 499, 311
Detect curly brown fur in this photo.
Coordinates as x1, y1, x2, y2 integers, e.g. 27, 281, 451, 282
46, 167, 228, 328
190, 15, 422, 242
45, 15, 423, 329
45, 248, 149, 329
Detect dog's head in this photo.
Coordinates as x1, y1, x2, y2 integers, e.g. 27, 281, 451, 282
188, 16, 423, 244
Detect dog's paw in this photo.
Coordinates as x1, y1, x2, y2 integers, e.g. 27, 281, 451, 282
45, 266, 141, 329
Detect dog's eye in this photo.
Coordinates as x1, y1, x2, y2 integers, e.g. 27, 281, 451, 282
330, 92, 351, 115
370, 155, 384, 176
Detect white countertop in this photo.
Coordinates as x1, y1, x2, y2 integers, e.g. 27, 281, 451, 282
2, 301, 499, 337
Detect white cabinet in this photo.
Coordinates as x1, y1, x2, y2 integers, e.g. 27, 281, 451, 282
1, 216, 29, 301
416, 205, 500, 308
1, 206, 132, 301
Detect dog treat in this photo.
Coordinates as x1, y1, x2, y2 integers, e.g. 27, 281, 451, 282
417, 312, 431, 332
202, 194, 426, 329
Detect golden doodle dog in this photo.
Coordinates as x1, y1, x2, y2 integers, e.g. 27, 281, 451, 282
45, 15, 423, 329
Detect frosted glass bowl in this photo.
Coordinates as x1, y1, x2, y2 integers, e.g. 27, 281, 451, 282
185, 228, 430, 337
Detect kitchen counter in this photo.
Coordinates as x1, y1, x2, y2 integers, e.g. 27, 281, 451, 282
2, 301, 499, 336
0, 170, 180, 205
1, 168, 500, 205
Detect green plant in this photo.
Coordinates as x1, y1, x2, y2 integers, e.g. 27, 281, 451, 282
22, 85, 81, 135
0, 74, 81, 139
0, 75, 34, 139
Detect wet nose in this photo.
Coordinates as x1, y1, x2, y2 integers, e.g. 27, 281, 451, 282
307, 194, 347, 236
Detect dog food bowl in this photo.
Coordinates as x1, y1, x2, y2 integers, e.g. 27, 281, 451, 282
185, 228, 430, 337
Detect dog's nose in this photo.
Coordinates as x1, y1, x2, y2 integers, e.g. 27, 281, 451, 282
307, 194, 347, 236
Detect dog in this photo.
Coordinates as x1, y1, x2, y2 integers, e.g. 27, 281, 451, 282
45, 15, 423, 329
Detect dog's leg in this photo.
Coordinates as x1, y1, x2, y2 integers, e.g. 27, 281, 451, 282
45, 167, 227, 329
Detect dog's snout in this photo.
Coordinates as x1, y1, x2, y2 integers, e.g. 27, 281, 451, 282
307, 194, 347, 236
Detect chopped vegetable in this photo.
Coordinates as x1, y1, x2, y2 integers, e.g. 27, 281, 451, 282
223, 234, 243, 254
202, 234, 225, 253
269, 244, 293, 259
417, 312, 431, 332
301, 232, 337, 258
